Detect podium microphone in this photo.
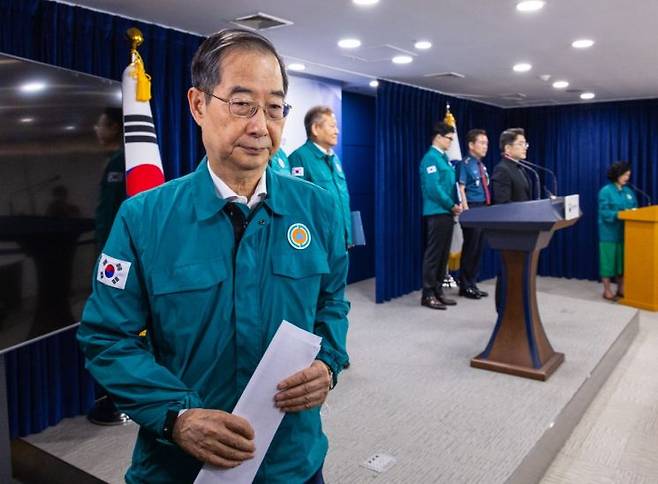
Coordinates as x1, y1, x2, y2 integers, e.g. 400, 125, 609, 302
512, 159, 541, 200
522, 159, 558, 197
628, 182, 652, 207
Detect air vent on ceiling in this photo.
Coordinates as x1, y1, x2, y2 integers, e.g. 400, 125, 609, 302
499, 92, 527, 100
231, 12, 293, 31
424, 72, 465, 79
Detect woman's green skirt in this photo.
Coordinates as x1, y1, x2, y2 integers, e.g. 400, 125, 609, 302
599, 241, 623, 278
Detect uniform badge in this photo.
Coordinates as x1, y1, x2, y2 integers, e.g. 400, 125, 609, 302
278, 158, 286, 168
287, 223, 311, 250
335, 163, 343, 173
426, 165, 437, 174
292, 166, 304, 177
626, 194, 632, 200
97, 253, 132, 290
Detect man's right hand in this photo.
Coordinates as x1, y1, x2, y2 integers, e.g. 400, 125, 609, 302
452, 204, 463, 215
172, 409, 255, 469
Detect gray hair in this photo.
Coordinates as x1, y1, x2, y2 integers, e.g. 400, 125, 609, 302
191, 28, 288, 103
304, 105, 334, 138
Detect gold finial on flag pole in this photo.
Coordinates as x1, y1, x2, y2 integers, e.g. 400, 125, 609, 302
124, 27, 151, 101
126, 27, 144, 54
444, 103, 456, 128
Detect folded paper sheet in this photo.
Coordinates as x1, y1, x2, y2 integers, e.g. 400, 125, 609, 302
194, 321, 322, 484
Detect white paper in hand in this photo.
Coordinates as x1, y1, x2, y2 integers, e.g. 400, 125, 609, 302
194, 321, 322, 484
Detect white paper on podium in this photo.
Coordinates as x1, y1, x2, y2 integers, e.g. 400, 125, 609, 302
194, 321, 322, 484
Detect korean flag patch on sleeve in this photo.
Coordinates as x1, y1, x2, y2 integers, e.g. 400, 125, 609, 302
292, 166, 304, 177
97, 253, 132, 290
426, 165, 437, 174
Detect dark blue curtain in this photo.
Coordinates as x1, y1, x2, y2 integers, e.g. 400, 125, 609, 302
375, 80, 503, 302
505, 99, 658, 280
1, 0, 204, 438
343, 92, 376, 284
376, 78, 658, 303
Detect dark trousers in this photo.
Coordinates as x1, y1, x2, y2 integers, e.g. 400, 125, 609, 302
422, 214, 455, 297
459, 201, 487, 289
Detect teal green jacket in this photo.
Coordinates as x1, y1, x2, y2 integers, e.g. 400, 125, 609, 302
77, 159, 350, 483
268, 148, 291, 175
598, 182, 637, 242
419, 147, 458, 216
95, 149, 126, 247
288, 140, 352, 246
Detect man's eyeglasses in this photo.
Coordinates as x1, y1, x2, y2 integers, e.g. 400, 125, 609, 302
513, 142, 530, 148
202, 91, 292, 120
442, 135, 455, 141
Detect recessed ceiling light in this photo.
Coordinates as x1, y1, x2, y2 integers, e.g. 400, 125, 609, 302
392, 55, 413, 64
20, 81, 46, 93
338, 38, 361, 49
353, 0, 379, 5
369, 80, 379, 88
516, 1, 545, 12
513, 63, 532, 72
414, 40, 432, 50
580, 92, 595, 100
552, 80, 569, 89
286, 63, 306, 71
572, 39, 595, 49
64, 125, 76, 131
19, 117, 34, 123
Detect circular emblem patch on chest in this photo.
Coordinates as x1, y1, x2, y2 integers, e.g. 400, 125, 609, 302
287, 223, 311, 250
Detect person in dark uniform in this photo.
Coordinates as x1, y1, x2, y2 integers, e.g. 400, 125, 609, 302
419, 121, 463, 310
455, 129, 491, 299
94, 107, 127, 248
491, 128, 531, 204
89, 106, 129, 425
491, 128, 532, 311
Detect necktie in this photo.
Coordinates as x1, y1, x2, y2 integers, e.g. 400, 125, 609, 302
478, 161, 491, 205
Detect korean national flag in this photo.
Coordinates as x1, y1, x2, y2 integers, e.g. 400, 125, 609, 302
97, 253, 132, 290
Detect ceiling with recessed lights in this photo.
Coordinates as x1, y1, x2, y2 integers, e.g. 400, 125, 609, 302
57, 0, 658, 107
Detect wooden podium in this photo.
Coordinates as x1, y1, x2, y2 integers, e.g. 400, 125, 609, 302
618, 205, 658, 311
460, 197, 580, 381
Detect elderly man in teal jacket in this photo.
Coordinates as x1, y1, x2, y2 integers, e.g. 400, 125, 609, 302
288, 106, 353, 247
419, 121, 463, 310
77, 29, 349, 484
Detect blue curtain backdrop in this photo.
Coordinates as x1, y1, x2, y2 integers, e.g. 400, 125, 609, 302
343, 92, 376, 284
375, 80, 504, 303
505, 99, 658, 280
0, 0, 204, 438
376, 79, 658, 302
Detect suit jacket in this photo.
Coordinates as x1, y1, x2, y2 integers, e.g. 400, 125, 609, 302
491, 157, 531, 204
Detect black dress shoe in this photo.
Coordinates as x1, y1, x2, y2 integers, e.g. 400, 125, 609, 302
474, 286, 489, 297
421, 295, 447, 310
459, 287, 481, 299
436, 295, 457, 306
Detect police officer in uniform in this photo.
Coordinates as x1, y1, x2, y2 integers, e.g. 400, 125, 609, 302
455, 129, 491, 299
78, 29, 349, 484
288, 106, 352, 248
419, 121, 463, 310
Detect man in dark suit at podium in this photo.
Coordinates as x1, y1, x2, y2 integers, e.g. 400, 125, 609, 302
491, 128, 531, 311
491, 128, 531, 204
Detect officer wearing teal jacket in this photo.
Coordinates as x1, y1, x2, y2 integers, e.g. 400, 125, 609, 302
78, 29, 349, 484
419, 121, 462, 310
288, 106, 353, 247
269, 147, 291, 175
597, 161, 637, 300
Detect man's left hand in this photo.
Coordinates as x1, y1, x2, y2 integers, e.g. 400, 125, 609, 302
274, 360, 331, 412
